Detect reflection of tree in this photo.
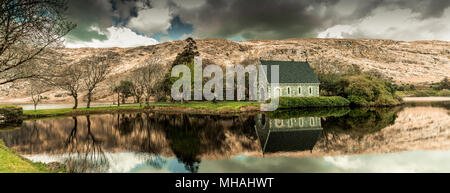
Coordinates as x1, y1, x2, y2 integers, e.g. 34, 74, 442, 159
165, 114, 201, 173
145, 156, 166, 169
1, 112, 260, 173
64, 116, 109, 173
117, 114, 133, 136
323, 107, 401, 133
321, 107, 402, 149
161, 114, 257, 173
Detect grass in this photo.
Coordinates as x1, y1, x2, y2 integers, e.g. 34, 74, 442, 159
0, 139, 50, 173
0, 105, 21, 108
23, 101, 261, 116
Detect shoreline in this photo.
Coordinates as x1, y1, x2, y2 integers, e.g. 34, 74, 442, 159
5, 96, 447, 120
0, 139, 65, 173
20, 101, 262, 120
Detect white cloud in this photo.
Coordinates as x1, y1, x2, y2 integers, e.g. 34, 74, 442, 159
318, 7, 450, 41
65, 26, 159, 48
317, 25, 356, 39
127, 7, 172, 35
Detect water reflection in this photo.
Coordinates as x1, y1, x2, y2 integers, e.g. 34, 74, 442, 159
0, 113, 258, 173
0, 103, 449, 173
255, 114, 322, 153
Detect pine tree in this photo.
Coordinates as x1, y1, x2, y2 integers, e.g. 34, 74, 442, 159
163, 37, 200, 100
171, 37, 200, 67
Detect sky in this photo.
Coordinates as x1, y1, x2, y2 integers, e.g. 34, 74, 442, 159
63, 0, 450, 48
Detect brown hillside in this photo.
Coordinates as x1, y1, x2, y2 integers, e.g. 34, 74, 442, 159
0, 38, 449, 103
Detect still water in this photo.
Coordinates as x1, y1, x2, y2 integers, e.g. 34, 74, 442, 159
0, 102, 449, 173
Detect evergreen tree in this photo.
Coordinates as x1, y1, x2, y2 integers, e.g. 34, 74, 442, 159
171, 37, 200, 67
163, 37, 200, 99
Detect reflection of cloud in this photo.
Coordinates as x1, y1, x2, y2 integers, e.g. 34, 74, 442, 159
24, 150, 450, 173
199, 150, 450, 173
26, 152, 172, 173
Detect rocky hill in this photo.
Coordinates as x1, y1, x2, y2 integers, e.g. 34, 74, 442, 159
0, 38, 449, 103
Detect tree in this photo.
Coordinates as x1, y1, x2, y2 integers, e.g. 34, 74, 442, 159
82, 52, 118, 108
106, 77, 120, 106
171, 37, 200, 67
128, 71, 145, 106
438, 77, 450, 90
114, 80, 133, 105
0, 0, 75, 85
50, 62, 84, 109
28, 80, 49, 111
163, 37, 200, 96
140, 58, 167, 105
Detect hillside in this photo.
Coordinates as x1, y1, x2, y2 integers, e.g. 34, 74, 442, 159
0, 38, 449, 104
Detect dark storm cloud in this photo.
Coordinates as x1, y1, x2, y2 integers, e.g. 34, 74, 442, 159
65, 0, 152, 41
173, 0, 450, 40
174, 0, 341, 39
63, 0, 450, 42
390, 0, 450, 18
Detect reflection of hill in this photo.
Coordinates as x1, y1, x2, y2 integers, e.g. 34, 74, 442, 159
322, 107, 402, 135
315, 106, 450, 155
0, 113, 260, 160
0, 106, 449, 167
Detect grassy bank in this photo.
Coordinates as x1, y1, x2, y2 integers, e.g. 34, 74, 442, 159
278, 96, 350, 109
0, 139, 52, 173
23, 101, 261, 118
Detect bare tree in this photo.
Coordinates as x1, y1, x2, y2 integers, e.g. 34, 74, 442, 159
0, 0, 75, 85
106, 77, 120, 106
50, 62, 84, 109
129, 70, 145, 106
81, 52, 118, 108
140, 58, 167, 105
27, 80, 49, 111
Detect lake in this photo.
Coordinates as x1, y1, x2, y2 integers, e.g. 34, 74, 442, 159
0, 101, 449, 173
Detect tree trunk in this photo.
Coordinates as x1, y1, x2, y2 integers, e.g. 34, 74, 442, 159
73, 95, 78, 109
34, 104, 37, 111
87, 91, 92, 108
117, 93, 120, 107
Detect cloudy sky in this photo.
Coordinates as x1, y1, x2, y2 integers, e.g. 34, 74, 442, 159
64, 0, 450, 48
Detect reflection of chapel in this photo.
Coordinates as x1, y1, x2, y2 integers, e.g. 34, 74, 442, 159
255, 114, 322, 153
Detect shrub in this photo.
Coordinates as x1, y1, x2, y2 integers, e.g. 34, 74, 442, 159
278, 96, 350, 109
0, 105, 23, 125
438, 77, 450, 90
438, 89, 450, 97
335, 75, 402, 106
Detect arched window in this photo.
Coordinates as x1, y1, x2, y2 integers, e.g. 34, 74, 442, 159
310, 118, 315, 126
298, 118, 303, 127
298, 87, 302, 95
261, 114, 266, 126
309, 86, 313, 95
276, 119, 283, 127
287, 87, 291, 95
288, 119, 293, 127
